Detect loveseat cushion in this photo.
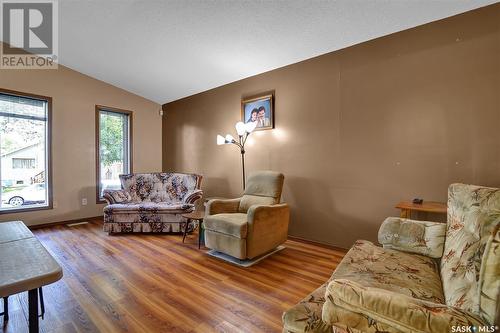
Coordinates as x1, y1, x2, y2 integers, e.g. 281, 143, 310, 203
104, 202, 193, 214
440, 184, 500, 321
204, 213, 248, 238
323, 279, 485, 333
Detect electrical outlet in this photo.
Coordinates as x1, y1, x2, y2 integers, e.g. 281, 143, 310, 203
82, 198, 87, 206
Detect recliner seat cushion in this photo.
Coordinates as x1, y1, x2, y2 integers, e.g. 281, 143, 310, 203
204, 230, 247, 259
204, 213, 248, 238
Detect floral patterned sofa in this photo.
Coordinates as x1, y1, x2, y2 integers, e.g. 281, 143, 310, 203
282, 183, 500, 333
102, 172, 203, 234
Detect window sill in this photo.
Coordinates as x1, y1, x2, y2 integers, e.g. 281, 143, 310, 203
0, 204, 53, 215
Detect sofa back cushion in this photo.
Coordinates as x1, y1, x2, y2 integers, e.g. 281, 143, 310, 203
440, 183, 500, 323
120, 173, 201, 203
479, 225, 500, 325
238, 171, 284, 212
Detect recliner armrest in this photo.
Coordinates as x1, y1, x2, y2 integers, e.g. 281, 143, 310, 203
206, 198, 241, 215
378, 217, 446, 258
247, 203, 290, 233
246, 203, 290, 259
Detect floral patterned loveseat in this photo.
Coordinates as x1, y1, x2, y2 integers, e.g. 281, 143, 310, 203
102, 172, 203, 234
283, 183, 500, 333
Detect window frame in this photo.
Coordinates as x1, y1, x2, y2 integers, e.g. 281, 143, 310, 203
0, 87, 53, 214
95, 105, 133, 204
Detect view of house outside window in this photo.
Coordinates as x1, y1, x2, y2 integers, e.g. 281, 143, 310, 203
97, 109, 131, 201
0, 92, 50, 211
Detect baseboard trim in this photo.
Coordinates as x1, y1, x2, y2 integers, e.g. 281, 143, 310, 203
287, 235, 348, 252
28, 216, 103, 230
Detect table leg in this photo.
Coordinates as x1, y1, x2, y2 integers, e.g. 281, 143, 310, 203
39, 288, 45, 319
400, 209, 410, 219
28, 289, 39, 333
182, 218, 190, 243
2, 296, 8, 321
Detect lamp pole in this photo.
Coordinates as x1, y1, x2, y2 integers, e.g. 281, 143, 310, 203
241, 148, 245, 189
217, 121, 256, 190
236, 133, 247, 189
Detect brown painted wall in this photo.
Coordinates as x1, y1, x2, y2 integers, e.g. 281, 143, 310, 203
0, 56, 162, 226
162, 5, 500, 248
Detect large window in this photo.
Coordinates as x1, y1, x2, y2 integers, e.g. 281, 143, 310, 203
0, 89, 51, 212
96, 106, 132, 202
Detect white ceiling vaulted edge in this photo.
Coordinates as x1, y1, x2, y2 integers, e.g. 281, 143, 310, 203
46, 0, 499, 103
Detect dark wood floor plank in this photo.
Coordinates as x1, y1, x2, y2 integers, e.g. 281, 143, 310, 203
1, 218, 346, 333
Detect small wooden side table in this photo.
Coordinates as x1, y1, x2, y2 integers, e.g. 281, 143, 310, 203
395, 201, 447, 219
182, 210, 205, 249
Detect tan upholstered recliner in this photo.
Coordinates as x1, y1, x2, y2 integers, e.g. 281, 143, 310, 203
204, 171, 290, 260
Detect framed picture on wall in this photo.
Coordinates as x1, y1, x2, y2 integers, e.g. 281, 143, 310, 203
241, 92, 274, 131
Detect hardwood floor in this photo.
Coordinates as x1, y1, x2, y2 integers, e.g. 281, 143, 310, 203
1, 218, 346, 333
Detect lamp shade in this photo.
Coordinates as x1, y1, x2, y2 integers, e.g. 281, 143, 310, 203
216, 134, 225, 145
245, 121, 257, 133
225, 134, 235, 143
235, 122, 246, 136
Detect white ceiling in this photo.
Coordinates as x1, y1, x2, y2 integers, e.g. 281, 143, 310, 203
55, 1, 498, 104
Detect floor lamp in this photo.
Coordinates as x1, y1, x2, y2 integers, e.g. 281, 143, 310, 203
217, 121, 257, 189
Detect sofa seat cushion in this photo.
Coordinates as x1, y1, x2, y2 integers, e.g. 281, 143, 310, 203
331, 240, 445, 304
282, 282, 333, 333
323, 279, 485, 333
104, 202, 193, 214
204, 213, 248, 238
282, 240, 444, 333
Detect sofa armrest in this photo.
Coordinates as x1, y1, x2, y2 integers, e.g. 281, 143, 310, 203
102, 189, 131, 204
183, 189, 203, 205
205, 198, 241, 215
323, 279, 486, 333
378, 217, 446, 258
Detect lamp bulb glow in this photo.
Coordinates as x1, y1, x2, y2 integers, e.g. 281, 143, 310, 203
235, 122, 246, 136
216, 134, 225, 145
245, 121, 257, 133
